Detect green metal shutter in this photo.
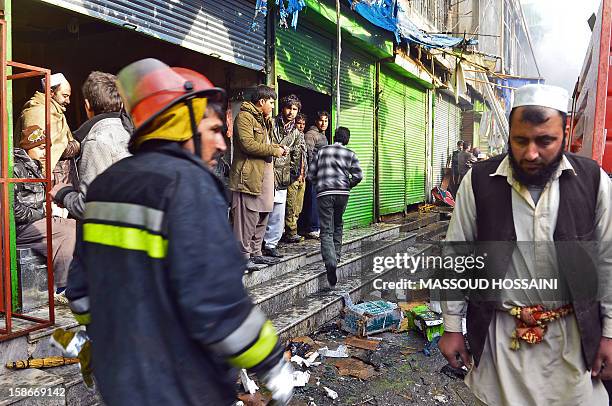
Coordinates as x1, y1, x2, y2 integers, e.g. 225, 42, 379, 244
340, 47, 375, 227
275, 24, 333, 95
378, 68, 406, 215
405, 84, 427, 205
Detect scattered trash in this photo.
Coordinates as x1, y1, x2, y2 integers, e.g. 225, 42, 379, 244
440, 364, 468, 380
239, 369, 259, 394
332, 358, 375, 380
235, 401, 244, 406
292, 370, 311, 387
237, 392, 270, 406
405, 304, 445, 341
351, 350, 383, 371
423, 336, 441, 357
291, 352, 320, 368
433, 394, 448, 403
291, 336, 316, 347
401, 393, 413, 401
288, 341, 313, 358
340, 292, 402, 336
319, 345, 349, 358
400, 346, 420, 356
323, 386, 338, 400
344, 336, 380, 351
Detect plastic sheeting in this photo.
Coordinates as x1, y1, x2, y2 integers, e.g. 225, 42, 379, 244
253, 0, 306, 30
396, 4, 477, 49
347, 0, 400, 42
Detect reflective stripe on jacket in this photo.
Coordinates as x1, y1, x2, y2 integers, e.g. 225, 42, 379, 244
67, 141, 282, 405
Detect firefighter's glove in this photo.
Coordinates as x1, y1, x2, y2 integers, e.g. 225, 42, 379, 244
50, 328, 94, 389
263, 359, 294, 405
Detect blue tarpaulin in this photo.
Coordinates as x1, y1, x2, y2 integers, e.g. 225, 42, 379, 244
346, 0, 400, 42
253, 0, 306, 30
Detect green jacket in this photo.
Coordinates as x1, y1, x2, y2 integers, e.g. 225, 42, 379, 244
229, 102, 277, 195
271, 116, 306, 190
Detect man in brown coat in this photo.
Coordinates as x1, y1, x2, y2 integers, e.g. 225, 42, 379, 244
229, 85, 287, 271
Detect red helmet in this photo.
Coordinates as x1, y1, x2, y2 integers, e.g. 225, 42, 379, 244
117, 58, 226, 136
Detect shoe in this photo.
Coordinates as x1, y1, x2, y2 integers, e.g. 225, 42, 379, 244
325, 264, 337, 288
54, 291, 69, 306
263, 247, 283, 258
252, 255, 281, 265
306, 231, 320, 240
284, 234, 304, 243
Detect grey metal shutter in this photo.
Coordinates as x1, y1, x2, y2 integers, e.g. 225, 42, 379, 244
433, 94, 450, 188
39, 0, 266, 71
448, 99, 462, 150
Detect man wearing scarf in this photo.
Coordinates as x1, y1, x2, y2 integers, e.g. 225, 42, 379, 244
262, 94, 305, 258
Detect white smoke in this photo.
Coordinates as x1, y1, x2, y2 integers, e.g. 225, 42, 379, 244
523, 0, 600, 93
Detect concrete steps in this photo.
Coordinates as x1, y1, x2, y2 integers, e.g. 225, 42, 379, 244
250, 233, 416, 317
269, 242, 433, 340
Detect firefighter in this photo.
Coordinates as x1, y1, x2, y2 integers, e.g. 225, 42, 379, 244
64, 58, 294, 405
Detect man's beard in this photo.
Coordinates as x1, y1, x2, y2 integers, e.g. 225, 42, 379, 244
508, 144, 564, 187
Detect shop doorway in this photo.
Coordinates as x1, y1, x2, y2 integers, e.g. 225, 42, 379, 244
277, 80, 333, 143
12, 0, 261, 135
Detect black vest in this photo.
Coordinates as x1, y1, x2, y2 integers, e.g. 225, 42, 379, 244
468, 153, 601, 369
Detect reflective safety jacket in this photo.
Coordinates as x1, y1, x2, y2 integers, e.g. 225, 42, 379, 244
66, 141, 283, 405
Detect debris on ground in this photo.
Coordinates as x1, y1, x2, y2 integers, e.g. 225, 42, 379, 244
289, 341, 314, 358
332, 358, 375, 380
423, 336, 441, 357
5, 356, 79, 369
323, 386, 338, 400
340, 292, 402, 336
237, 392, 270, 406
319, 345, 349, 358
291, 336, 317, 347
432, 393, 448, 403
344, 336, 380, 351
239, 369, 259, 394
293, 370, 311, 387
400, 346, 421, 356
440, 364, 468, 380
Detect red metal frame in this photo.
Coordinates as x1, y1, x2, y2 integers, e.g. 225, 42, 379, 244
0, 19, 55, 341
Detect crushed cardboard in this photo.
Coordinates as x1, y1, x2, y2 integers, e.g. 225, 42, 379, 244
319, 345, 349, 358
332, 358, 375, 380
344, 336, 380, 351
237, 392, 270, 406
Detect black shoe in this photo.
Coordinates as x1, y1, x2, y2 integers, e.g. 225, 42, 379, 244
251, 255, 280, 265
262, 247, 283, 258
325, 264, 337, 288
245, 260, 261, 274
284, 234, 304, 244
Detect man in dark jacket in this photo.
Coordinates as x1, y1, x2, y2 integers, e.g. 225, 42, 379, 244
65, 59, 294, 405
14, 125, 76, 298
300, 111, 329, 239
308, 126, 362, 289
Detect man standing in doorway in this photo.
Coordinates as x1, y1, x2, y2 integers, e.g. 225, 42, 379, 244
439, 84, 612, 405
309, 127, 362, 289
301, 111, 330, 239
284, 113, 308, 243
450, 140, 464, 194
17, 73, 79, 187
50, 71, 131, 220
263, 95, 305, 257
230, 85, 288, 271
457, 141, 476, 184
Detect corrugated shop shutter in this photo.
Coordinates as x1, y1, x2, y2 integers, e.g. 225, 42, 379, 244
276, 23, 333, 94
405, 83, 427, 205
39, 0, 266, 71
378, 68, 406, 215
448, 99, 462, 151
340, 47, 375, 228
432, 94, 450, 188
461, 110, 475, 146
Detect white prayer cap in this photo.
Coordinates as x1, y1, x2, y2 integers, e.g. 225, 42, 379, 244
41, 73, 68, 89
512, 84, 569, 114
